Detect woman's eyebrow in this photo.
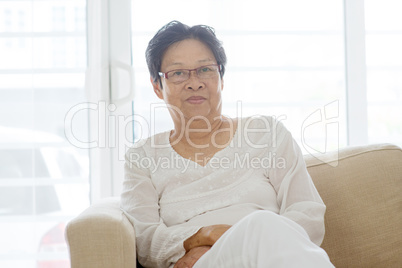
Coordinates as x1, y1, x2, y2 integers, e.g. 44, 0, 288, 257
166, 62, 183, 68
198, 58, 214, 63
165, 59, 214, 69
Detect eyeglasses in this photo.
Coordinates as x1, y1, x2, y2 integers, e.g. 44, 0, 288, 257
158, 64, 221, 83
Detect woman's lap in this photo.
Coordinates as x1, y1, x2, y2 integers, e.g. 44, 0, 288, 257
193, 210, 334, 268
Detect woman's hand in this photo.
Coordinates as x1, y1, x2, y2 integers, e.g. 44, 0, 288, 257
183, 224, 231, 252
174, 246, 210, 268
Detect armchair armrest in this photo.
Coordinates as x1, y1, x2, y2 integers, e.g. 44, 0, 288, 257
65, 197, 137, 268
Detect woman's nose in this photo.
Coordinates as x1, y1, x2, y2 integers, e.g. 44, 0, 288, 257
186, 72, 204, 91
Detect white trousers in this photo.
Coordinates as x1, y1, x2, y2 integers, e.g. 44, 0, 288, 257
193, 211, 334, 268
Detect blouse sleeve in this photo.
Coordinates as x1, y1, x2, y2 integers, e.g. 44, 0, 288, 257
267, 120, 326, 246
120, 146, 202, 268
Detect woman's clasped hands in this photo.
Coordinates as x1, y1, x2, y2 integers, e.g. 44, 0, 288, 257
174, 224, 231, 268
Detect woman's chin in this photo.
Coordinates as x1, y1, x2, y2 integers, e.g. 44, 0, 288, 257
183, 109, 214, 121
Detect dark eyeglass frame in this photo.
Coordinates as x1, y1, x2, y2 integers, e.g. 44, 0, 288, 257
158, 64, 221, 81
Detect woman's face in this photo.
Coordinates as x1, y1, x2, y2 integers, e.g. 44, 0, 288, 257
152, 39, 224, 122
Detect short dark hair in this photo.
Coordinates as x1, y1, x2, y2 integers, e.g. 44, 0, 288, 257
146, 20, 227, 85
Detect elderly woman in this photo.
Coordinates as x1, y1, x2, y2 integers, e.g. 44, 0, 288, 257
121, 21, 334, 268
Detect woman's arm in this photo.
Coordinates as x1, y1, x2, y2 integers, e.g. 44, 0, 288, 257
267, 119, 326, 246
121, 146, 203, 268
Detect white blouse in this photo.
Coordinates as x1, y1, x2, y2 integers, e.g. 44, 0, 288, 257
120, 115, 326, 268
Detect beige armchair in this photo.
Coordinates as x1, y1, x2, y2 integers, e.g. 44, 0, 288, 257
66, 143, 402, 267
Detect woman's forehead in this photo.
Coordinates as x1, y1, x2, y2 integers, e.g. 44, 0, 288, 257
161, 39, 216, 69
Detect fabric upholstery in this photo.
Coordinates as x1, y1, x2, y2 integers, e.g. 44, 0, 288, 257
65, 197, 136, 268
66, 143, 402, 268
305, 143, 402, 267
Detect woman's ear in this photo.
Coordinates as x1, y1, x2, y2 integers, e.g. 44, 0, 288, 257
151, 77, 164, 100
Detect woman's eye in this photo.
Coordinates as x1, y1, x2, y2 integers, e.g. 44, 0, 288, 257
200, 67, 211, 73
172, 71, 184, 76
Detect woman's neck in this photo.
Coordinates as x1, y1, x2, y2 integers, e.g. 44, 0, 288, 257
170, 115, 235, 148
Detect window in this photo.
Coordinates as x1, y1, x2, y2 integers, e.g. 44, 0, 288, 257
0, 1, 89, 267
365, 0, 402, 145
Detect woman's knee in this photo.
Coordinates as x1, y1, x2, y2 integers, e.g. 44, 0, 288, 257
231, 210, 280, 241
241, 210, 281, 229
239, 210, 308, 240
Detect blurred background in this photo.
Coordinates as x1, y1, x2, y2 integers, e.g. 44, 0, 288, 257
0, 0, 401, 267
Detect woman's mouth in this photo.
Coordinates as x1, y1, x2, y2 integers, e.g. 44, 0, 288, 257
186, 96, 206, 104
